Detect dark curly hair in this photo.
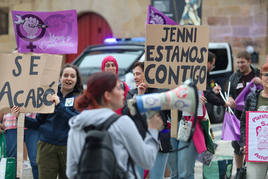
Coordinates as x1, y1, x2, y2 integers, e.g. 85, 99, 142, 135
60, 64, 83, 95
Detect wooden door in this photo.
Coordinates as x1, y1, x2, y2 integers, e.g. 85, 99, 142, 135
66, 12, 113, 63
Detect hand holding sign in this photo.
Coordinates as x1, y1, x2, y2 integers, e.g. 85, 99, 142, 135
0, 53, 62, 114
47, 94, 60, 105
138, 82, 148, 95
11, 106, 20, 118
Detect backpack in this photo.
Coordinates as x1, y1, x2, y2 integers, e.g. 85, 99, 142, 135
76, 113, 135, 179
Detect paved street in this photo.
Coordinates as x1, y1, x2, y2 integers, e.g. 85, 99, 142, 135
22, 123, 231, 179
194, 123, 234, 179
21, 123, 262, 179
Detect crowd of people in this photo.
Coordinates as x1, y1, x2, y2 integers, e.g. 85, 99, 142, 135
0, 51, 268, 179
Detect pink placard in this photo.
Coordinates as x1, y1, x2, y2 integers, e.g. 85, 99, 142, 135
246, 111, 268, 162
12, 10, 78, 54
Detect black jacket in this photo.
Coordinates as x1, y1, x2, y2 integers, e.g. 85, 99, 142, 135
240, 89, 261, 146
229, 65, 260, 100
229, 65, 260, 118
203, 74, 226, 108
122, 88, 170, 139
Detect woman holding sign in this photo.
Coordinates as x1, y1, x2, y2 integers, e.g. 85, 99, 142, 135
24, 64, 83, 179
122, 62, 171, 179
240, 62, 268, 179
0, 108, 39, 179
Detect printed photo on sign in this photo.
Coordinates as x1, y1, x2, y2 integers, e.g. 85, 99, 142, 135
246, 111, 268, 162
177, 0, 202, 25
12, 10, 78, 54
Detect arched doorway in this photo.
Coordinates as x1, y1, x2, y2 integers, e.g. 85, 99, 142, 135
66, 12, 113, 63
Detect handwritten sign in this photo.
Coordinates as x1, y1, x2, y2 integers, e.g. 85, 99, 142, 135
246, 111, 268, 162
0, 53, 62, 113
12, 10, 78, 54
145, 24, 209, 90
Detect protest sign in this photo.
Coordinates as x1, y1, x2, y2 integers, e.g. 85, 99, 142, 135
145, 24, 209, 90
0, 53, 62, 114
12, 10, 77, 54
246, 111, 268, 162
146, 5, 177, 25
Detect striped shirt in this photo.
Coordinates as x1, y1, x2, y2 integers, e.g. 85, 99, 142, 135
3, 113, 36, 130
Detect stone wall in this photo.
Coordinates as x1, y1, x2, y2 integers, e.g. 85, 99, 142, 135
203, 0, 268, 66
0, 0, 149, 52
0, 0, 267, 66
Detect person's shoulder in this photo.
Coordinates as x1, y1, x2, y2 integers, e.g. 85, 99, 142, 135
115, 115, 136, 130
119, 115, 132, 121
250, 64, 260, 75
229, 70, 241, 81
231, 70, 240, 77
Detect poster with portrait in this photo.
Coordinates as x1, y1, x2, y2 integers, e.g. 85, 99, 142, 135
12, 10, 77, 54
177, 0, 202, 25
246, 111, 268, 162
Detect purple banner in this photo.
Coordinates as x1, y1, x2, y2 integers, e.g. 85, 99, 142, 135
235, 80, 263, 111
221, 111, 240, 141
146, 5, 177, 25
12, 10, 78, 54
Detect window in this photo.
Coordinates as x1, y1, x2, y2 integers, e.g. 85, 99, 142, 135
0, 8, 8, 35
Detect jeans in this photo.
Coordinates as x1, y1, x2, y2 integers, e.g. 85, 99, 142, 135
149, 152, 169, 179
5, 129, 40, 179
167, 138, 198, 179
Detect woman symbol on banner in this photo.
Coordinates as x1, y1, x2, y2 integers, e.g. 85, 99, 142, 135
14, 14, 48, 52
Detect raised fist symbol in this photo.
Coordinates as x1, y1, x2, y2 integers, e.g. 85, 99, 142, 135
149, 10, 165, 24
23, 17, 40, 39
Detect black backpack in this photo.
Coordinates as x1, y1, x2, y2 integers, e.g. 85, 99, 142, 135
76, 113, 136, 179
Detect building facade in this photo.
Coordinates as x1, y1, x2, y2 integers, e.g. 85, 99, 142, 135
0, 0, 267, 65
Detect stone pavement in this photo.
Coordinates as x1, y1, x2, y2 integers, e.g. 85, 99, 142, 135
21, 123, 267, 179
194, 123, 234, 179
22, 124, 230, 179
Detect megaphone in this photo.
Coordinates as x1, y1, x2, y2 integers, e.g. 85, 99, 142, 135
127, 79, 198, 117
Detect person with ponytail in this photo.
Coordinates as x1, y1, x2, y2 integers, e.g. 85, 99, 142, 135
101, 56, 129, 114
24, 64, 83, 179
66, 72, 164, 179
